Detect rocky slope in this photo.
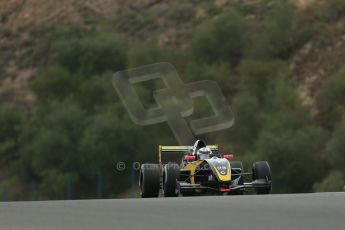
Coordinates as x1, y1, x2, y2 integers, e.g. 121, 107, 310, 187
0, 0, 343, 110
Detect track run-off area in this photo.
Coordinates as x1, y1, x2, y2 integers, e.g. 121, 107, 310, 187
0, 192, 344, 230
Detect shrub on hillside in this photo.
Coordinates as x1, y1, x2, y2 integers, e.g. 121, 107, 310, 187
325, 117, 345, 173
128, 43, 176, 67
318, 68, 345, 126
237, 59, 289, 102
184, 61, 237, 95
0, 105, 24, 165
55, 35, 126, 76
247, 1, 299, 59
190, 8, 248, 65
313, 170, 345, 192
30, 66, 79, 103
255, 75, 328, 193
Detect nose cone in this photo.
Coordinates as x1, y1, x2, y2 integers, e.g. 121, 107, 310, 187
207, 158, 231, 182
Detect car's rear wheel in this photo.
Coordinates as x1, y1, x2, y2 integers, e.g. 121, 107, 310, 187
229, 161, 244, 195
252, 161, 272, 194
163, 163, 180, 197
139, 163, 160, 198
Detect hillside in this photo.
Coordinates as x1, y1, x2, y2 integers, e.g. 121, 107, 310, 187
1, 0, 345, 200
0, 0, 217, 106
1, 0, 344, 109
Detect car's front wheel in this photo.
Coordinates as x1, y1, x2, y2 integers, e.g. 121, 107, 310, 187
252, 161, 272, 194
163, 163, 180, 197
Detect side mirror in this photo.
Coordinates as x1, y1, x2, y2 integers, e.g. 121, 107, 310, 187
184, 155, 196, 161
223, 154, 234, 160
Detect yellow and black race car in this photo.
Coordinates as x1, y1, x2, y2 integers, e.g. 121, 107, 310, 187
139, 140, 272, 197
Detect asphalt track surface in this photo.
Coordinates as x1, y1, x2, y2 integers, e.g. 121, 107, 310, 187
0, 192, 344, 230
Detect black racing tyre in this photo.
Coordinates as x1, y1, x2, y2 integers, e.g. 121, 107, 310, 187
163, 163, 180, 197
229, 161, 244, 195
252, 161, 272, 194
139, 163, 160, 198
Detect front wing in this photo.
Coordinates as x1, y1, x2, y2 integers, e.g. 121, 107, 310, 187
178, 179, 272, 194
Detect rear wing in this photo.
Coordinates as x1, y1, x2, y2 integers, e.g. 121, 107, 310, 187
158, 145, 218, 164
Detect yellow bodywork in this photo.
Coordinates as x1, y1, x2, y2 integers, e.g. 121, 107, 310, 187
182, 160, 231, 183
182, 160, 203, 184
158, 145, 231, 185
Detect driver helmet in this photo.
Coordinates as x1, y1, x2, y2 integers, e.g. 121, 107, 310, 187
197, 147, 212, 160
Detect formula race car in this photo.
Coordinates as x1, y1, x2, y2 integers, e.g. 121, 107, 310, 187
139, 140, 272, 197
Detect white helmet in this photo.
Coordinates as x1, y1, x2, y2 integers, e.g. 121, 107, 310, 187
197, 147, 212, 160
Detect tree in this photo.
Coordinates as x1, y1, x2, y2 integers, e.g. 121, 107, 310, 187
30, 66, 79, 103
55, 35, 127, 76
0, 105, 24, 165
79, 107, 145, 196
78, 74, 119, 112
318, 68, 345, 127
128, 43, 177, 68
237, 59, 288, 103
255, 75, 328, 193
247, 1, 298, 59
325, 117, 345, 173
313, 170, 345, 192
191, 8, 248, 65
256, 125, 327, 193
19, 99, 86, 195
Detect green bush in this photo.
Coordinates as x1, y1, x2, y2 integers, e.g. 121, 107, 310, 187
247, 1, 298, 59
190, 8, 248, 65
39, 169, 77, 200
255, 75, 328, 193
256, 125, 328, 193
325, 117, 345, 173
20, 99, 86, 174
0, 105, 24, 164
225, 92, 261, 150
237, 59, 289, 102
320, 68, 345, 103
128, 43, 176, 67
184, 61, 237, 95
20, 25, 85, 67
0, 176, 24, 201
55, 35, 126, 76
78, 108, 145, 195
30, 66, 79, 102
318, 68, 345, 128
313, 170, 345, 192
78, 74, 118, 112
